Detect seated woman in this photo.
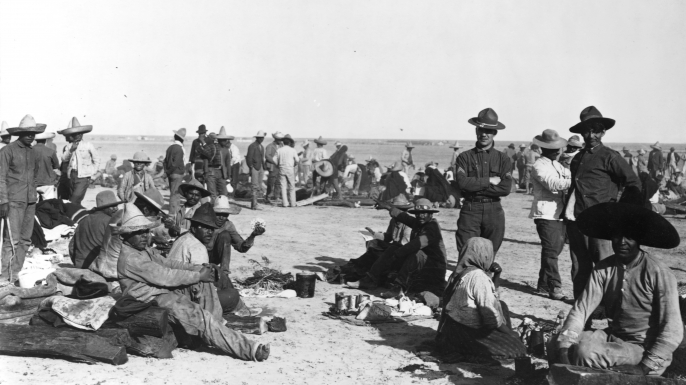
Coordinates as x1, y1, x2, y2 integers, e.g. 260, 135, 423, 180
436, 237, 526, 360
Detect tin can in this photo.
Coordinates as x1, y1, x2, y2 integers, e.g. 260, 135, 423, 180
338, 274, 346, 285
349, 295, 358, 310
357, 294, 370, 305
335, 292, 348, 312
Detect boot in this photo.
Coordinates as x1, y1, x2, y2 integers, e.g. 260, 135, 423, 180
251, 195, 258, 210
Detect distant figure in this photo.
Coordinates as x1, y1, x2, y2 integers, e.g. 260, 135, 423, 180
0, 121, 10, 151
188, 124, 207, 177
559, 135, 583, 169
449, 141, 462, 171
264, 132, 284, 204
311, 136, 329, 193
503, 143, 517, 173
514, 143, 527, 187
401, 142, 415, 176
647, 142, 664, 180
34, 131, 60, 201
636, 148, 648, 173
276, 134, 299, 207
118, 151, 156, 203
58, 117, 100, 205
298, 139, 313, 187
667, 147, 681, 181
196, 132, 228, 201
525, 144, 541, 194
216, 126, 236, 190
164, 128, 186, 215
246, 131, 267, 210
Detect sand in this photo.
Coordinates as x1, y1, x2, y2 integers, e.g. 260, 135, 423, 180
1, 183, 685, 384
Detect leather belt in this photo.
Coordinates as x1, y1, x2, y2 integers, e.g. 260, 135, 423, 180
465, 197, 500, 203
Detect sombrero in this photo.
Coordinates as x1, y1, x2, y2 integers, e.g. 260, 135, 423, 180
282, 134, 294, 145
313, 160, 334, 177
0, 121, 9, 136
650, 142, 662, 151
128, 151, 152, 164
213, 195, 241, 215
577, 202, 680, 249
449, 141, 461, 149
216, 126, 234, 140
408, 198, 439, 214
179, 179, 211, 198
254, 130, 267, 138
35, 131, 56, 140
111, 203, 160, 234
314, 136, 327, 145
173, 127, 187, 139
302, 139, 310, 147
533, 129, 567, 150
272, 131, 284, 140
569, 106, 615, 134
59, 117, 92, 136
93, 190, 124, 211
7, 115, 47, 135
468, 108, 506, 130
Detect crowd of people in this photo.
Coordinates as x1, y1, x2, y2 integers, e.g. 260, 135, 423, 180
0, 106, 684, 376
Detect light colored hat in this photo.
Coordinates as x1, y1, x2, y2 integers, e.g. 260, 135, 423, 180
0, 121, 9, 136
94, 190, 123, 210
533, 129, 568, 150
348, 154, 355, 161
650, 142, 662, 150
111, 202, 160, 234
567, 135, 582, 148
213, 195, 241, 215
128, 151, 152, 164
405, 142, 415, 148
519, 143, 527, 148
313, 160, 334, 177
449, 141, 461, 149
58, 117, 92, 136
254, 130, 267, 137
272, 131, 284, 139
216, 126, 234, 140
314, 136, 327, 145
173, 127, 187, 139
302, 139, 310, 147
35, 131, 56, 140
111, 154, 117, 160
365, 155, 375, 163
638, 148, 647, 155
7, 115, 47, 135
335, 141, 342, 147
158, 155, 164, 161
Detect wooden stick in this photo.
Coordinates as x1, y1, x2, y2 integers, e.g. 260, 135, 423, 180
296, 193, 329, 207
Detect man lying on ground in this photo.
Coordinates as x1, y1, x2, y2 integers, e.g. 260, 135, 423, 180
548, 198, 682, 376
116, 202, 269, 361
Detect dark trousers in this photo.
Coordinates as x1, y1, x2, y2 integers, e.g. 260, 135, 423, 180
517, 166, 526, 188
205, 168, 228, 201
534, 219, 566, 291
1, 202, 36, 282
230, 163, 241, 189
167, 173, 185, 215
69, 171, 90, 205
566, 220, 613, 299
456, 201, 505, 259
266, 169, 280, 199
368, 247, 445, 295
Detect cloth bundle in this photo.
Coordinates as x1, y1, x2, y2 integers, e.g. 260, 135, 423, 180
39, 295, 116, 331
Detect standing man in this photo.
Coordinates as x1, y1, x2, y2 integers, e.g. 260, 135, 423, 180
0, 122, 10, 151
188, 124, 207, 178
0, 115, 45, 286
264, 132, 283, 204
514, 143, 528, 188
667, 147, 681, 181
401, 142, 415, 176
564, 106, 641, 299
647, 142, 664, 181
525, 144, 541, 194
455, 108, 513, 258
58, 117, 100, 205
529, 130, 571, 301
276, 135, 299, 207
298, 140, 313, 187
246, 131, 266, 210
311, 136, 328, 192
448, 142, 462, 171
196, 132, 228, 201
34, 131, 60, 201
164, 128, 186, 216
503, 143, 517, 172
216, 126, 235, 190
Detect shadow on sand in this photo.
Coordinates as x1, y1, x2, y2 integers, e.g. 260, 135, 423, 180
292, 255, 348, 273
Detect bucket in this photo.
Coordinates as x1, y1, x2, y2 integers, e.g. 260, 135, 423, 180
528, 330, 545, 355
295, 273, 316, 298
17, 268, 54, 288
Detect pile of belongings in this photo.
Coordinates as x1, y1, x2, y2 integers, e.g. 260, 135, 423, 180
324, 292, 433, 326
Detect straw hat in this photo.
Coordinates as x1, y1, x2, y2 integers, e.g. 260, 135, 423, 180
213, 195, 241, 215
35, 131, 56, 140
314, 136, 327, 145
302, 139, 310, 147
334, 141, 342, 147
519, 143, 527, 149
533, 129, 568, 150
567, 135, 582, 148
110, 154, 118, 160
0, 121, 9, 137
449, 141, 461, 149
134, 191, 163, 212
408, 198, 440, 214
468, 108, 506, 130
94, 190, 124, 211
405, 142, 415, 149
272, 131, 284, 140
128, 151, 152, 164
650, 142, 662, 150
58, 117, 92, 136
7, 115, 47, 135
179, 179, 211, 197
216, 126, 234, 140
111, 203, 160, 234
254, 130, 267, 138
189, 202, 219, 229
173, 128, 187, 139
313, 160, 334, 177
569, 106, 615, 134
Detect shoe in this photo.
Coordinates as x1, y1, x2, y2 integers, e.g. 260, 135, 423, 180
358, 275, 379, 290
535, 285, 550, 295
255, 343, 270, 362
549, 288, 568, 301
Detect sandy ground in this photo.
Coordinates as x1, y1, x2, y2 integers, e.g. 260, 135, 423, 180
1, 185, 685, 385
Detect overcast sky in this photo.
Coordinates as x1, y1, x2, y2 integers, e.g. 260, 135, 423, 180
1, 0, 684, 143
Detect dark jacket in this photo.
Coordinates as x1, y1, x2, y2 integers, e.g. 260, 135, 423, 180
189, 138, 204, 164
34, 143, 60, 186
455, 143, 513, 199
164, 143, 185, 176
647, 149, 664, 172
70, 210, 113, 269
0, 140, 39, 204
246, 141, 265, 171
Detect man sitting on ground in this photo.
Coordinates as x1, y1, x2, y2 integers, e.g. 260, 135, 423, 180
549, 198, 682, 376
116, 203, 269, 361
353, 198, 447, 301
70, 190, 123, 269
170, 179, 210, 235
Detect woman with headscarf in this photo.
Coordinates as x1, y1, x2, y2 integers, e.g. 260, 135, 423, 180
436, 237, 526, 359
325, 145, 348, 199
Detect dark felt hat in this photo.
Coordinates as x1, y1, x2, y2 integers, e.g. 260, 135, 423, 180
94, 190, 124, 211
197, 124, 207, 134
179, 179, 211, 198
408, 198, 440, 214
577, 201, 680, 249
468, 108, 506, 130
569, 106, 616, 134
190, 202, 219, 229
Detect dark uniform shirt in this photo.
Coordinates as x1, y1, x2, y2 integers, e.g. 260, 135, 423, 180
34, 143, 59, 187
568, 144, 641, 217
0, 140, 38, 204
189, 138, 204, 164
196, 142, 222, 168
455, 143, 513, 199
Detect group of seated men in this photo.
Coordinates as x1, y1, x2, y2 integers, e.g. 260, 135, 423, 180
69, 179, 270, 362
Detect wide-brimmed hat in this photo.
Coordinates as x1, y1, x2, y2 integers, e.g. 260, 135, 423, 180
622, 146, 630, 152
449, 141, 461, 149
179, 179, 211, 197
272, 131, 284, 140
533, 129, 568, 150
569, 106, 616, 134
197, 124, 207, 134
0, 121, 9, 137
8, 115, 47, 135
389, 162, 403, 172
650, 142, 662, 150
158, 155, 164, 161
94, 190, 124, 210
282, 134, 294, 145
468, 108, 506, 130
519, 143, 527, 149
111, 203, 160, 234
134, 190, 163, 212
128, 151, 152, 164
405, 142, 415, 148
508, 143, 515, 149
35, 131, 56, 140
110, 154, 117, 160
190, 202, 219, 229
391, 194, 413, 210
577, 202, 680, 249
173, 128, 187, 139
213, 195, 241, 215
313, 159, 334, 177
302, 139, 310, 147
638, 148, 647, 155
567, 135, 582, 148
58, 117, 92, 136
314, 136, 327, 145
408, 198, 440, 214
254, 130, 267, 138
365, 155, 375, 163
216, 126, 234, 140
335, 141, 342, 147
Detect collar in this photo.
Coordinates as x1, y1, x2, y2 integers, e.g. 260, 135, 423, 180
618, 249, 645, 271
583, 143, 604, 154
16, 140, 32, 149
34, 143, 45, 148
473, 141, 495, 153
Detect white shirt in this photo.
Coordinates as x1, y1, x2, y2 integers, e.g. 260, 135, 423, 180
229, 143, 241, 165
529, 157, 571, 221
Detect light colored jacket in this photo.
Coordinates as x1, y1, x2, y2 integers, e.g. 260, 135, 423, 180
300, 146, 313, 166
230, 143, 241, 165
167, 231, 209, 265
117, 170, 156, 203
276, 146, 299, 174
61, 140, 101, 178
529, 157, 571, 220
